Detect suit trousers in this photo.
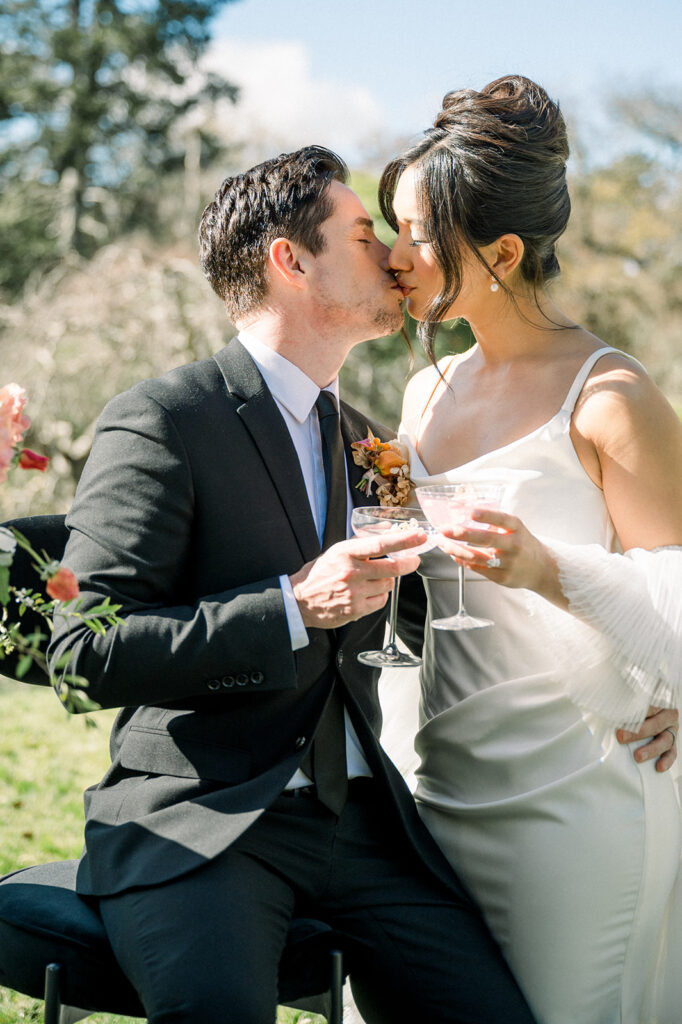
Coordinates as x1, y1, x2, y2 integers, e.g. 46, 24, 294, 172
98, 778, 534, 1024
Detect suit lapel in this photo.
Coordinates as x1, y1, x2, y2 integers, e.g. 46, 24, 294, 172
213, 339, 320, 563
336, 406, 384, 649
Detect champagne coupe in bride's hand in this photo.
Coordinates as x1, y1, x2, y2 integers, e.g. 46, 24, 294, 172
416, 481, 507, 631
351, 506, 437, 668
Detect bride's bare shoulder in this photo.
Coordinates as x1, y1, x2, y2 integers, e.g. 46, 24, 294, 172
402, 353, 464, 419
574, 348, 682, 453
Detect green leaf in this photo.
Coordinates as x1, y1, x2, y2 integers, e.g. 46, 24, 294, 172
84, 600, 119, 616
16, 654, 35, 679
0, 567, 9, 605
84, 619, 107, 636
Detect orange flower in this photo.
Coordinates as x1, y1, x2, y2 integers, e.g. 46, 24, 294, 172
46, 567, 80, 602
18, 448, 49, 472
375, 448, 407, 476
351, 430, 413, 505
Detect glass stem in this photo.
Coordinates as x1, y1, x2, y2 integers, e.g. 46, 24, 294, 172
458, 565, 465, 615
384, 578, 400, 654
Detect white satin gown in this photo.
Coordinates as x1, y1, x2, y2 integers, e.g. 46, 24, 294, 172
394, 347, 682, 1024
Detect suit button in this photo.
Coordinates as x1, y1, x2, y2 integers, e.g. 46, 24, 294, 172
236, 673, 249, 686
221, 676, 235, 688
250, 671, 264, 685
336, 651, 344, 667
294, 736, 306, 750
206, 679, 221, 691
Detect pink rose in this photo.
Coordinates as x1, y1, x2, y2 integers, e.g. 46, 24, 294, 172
0, 384, 31, 484
18, 448, 49, 472
46, 567, 80, 602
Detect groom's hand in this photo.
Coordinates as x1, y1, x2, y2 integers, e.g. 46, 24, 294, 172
617, 706, 679, 772
290, 531, 425, 629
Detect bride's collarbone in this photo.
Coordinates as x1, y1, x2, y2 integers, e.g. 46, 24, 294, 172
419, 392, 555, 471
416, 350, 604, 472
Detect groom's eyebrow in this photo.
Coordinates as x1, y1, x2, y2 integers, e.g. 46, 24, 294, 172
354, 217, 374, 230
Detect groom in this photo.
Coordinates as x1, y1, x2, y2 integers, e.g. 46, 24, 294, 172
48, 146, 536, 1023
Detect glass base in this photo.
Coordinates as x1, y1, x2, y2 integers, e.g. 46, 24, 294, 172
431, 614, 493, 631
357, 649, 422, 668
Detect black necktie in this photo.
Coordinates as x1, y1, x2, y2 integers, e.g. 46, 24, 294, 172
301, 391, 348, 814
316, 390, 348, 549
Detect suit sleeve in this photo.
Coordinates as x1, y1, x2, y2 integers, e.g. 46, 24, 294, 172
47, 386, 298, 710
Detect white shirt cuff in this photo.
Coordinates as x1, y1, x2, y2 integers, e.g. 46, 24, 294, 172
279, 574, 309, 651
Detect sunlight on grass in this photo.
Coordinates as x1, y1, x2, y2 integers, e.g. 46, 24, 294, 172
0, 679, 326, 1024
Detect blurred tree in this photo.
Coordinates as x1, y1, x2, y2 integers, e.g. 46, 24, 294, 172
0, 237, 234, 516
611, 89, 682, 159
0, 0, 240, 295
557, 93, 682, 402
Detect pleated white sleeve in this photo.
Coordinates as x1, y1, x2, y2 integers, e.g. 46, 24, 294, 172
526, 542, 682, 729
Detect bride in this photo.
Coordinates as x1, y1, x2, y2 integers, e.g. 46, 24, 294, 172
381, 75, 682, 1023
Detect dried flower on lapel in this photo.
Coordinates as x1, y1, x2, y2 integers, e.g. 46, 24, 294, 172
351, 430, 413, 506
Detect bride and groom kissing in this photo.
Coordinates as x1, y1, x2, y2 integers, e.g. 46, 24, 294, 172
49, 76, 682, 1023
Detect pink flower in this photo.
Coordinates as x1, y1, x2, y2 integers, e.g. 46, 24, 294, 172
0, 384, 31, 484
46, 567, 80, 602
18, 448, 49, 472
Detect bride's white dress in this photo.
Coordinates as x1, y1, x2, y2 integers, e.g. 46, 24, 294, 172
394, 347, 682, 1024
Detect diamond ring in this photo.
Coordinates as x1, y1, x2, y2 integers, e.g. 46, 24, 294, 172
486, 555, 501, 569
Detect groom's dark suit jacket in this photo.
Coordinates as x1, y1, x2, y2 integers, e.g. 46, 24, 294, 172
48, 338, 440, 898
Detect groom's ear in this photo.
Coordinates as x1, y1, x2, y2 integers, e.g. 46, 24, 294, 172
268, 237, 308, 290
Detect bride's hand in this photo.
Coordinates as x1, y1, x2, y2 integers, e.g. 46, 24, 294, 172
438, 507, 566, 606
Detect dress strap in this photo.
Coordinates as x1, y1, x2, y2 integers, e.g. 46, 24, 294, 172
560, 347, 619, 415
415, 357, 456, 449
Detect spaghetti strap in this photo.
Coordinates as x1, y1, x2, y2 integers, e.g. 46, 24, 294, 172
560, 347, 618, 415
415, 357, 456, 451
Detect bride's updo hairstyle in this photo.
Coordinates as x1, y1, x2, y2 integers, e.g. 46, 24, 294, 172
379, 75, 571, 356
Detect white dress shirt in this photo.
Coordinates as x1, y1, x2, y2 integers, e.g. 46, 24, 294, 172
238, 331, 372, 784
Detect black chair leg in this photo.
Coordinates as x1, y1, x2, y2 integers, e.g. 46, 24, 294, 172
44, 964, 61, 1024
329, 948, 343, 1024
42, 949, 345, 1024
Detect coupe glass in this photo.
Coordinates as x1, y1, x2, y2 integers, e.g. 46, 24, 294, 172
415, 481, 506, 631
351, 506, 437, 668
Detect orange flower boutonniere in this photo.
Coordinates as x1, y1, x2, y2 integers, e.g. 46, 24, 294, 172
351, 430, 413, 507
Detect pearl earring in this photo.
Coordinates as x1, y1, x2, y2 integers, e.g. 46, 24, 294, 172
490, 277, 500, 293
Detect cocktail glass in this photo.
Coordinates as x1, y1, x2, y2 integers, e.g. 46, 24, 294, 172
351, 506, 437, 667
415, 481, 506, 630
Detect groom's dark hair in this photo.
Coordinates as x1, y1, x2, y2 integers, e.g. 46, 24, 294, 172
199, 145, 349, 321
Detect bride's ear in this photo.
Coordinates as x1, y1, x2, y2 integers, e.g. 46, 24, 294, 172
490, 234, 525, 281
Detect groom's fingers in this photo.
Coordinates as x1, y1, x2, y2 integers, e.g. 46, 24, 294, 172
617, 705, 679, 772
346, 530, 427, 567
289, 534, 424, 629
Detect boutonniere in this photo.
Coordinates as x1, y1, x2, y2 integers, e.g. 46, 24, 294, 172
350, 429, 413, 506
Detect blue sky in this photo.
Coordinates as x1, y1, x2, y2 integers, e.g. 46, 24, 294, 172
209, 0, 681, 165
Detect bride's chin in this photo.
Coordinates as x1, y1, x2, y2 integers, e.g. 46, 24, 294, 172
404, 300, 427, 323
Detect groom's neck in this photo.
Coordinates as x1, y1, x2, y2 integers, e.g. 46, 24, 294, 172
235, 310, 356, 390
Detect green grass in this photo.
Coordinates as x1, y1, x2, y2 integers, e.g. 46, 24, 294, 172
0, 679, 325, 1024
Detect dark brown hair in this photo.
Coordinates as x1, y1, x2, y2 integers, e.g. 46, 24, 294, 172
379, 75, 571, 356
199, 145, 348, 321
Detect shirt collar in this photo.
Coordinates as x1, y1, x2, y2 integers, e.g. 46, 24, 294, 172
238, 330, 340, 423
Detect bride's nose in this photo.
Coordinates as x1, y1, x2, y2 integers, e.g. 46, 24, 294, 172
388, 237, 410, 272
